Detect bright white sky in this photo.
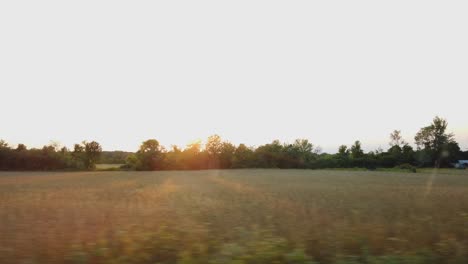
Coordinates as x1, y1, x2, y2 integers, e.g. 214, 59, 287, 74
1, 1, 467, 153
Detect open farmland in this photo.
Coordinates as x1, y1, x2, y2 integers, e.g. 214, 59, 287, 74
1, 169, 468, 264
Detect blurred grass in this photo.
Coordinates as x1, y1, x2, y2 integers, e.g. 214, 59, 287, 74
95, 164, 124, 170
0, 169, 467, 264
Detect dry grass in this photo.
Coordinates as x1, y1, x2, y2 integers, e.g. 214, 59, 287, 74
0, 169, 467, 264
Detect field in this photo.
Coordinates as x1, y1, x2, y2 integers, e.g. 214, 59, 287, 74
1, 169, 468, 264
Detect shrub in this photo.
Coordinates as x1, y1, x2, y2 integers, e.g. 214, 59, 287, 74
396, 163, 417, 173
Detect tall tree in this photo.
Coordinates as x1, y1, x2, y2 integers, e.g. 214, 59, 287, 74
289, 139, 315, 168
232, 144, 254, 168
205, 135, 223, 156
205, 135, 223, 168
350, 141, 364, 159
135, 139, 164, 170
84, 141, 102, 169
389, 130, 406, 148
165, 145, 183, 170
72, 143, 85, 168
0, 140, 11, 170
139, 139, 161, 153
414, 116, 455, 167
16, 144, 27, 151
182, 140, 205, 170
338, 145, 349, 157
219, 142, 236, 169
0, 140, 8, 149
388, 130, 404, 164
336, 145, 350, 167
255, 140, 284, 168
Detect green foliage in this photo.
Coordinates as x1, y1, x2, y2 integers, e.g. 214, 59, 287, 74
72, 141, 102, 170
285, 248, 318, 264
414, 116, 457, 167
350, 141, 364, 160
84, 141, 102, 169
395, 163, 417, 173
0, 116, 464, 171
232, 144, 255, 168
99, 151, 132, 164
205, 135, 236, 169
0, 140, 104, 171
132, 139, 165, 170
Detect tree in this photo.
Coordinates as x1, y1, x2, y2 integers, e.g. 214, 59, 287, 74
0, 140, 11, 170
71, 141, 102, 169
389, 130, 406, 148
288, 139, 315, 168
182, 140, 205, 170
338, 145, 349, 157
125, 154, 140, 170
350, 141, 364, 159
232, 144, 254, 168
205, 135, 223, 168
255, 140, 284, 168
203, 135, 237, 169
139, 139, 161, 153
219, 142, 236, 169
205, 135, 223, 156
72, 143, 85, 168
415, 116, 455, 167
134, 139, 164, 170
401, 144, 415, 165
388, 130, 404, 163
386, 130, 417, 166
0, 140, 8, 149
84, 141, 102, 169
336, 145, 350, 168
294, 139, 314, 154
165, 145, 183, 170
16, 144, 27, 151
442, 141, 462, 166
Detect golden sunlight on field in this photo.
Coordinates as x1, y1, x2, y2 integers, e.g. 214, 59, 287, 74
1, 169, 468, 264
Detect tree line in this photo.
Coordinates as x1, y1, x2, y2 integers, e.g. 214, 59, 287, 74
1, 116, 467, 171
0, 141, 102, 170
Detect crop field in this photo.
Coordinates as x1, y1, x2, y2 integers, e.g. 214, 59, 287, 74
1, 169, 468, 264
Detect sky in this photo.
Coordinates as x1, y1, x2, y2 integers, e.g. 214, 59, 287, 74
1, 1, 467, 153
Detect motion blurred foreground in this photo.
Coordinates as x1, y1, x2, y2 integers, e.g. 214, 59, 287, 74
1, 169, 467, 264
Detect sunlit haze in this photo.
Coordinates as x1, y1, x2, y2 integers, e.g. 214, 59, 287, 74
1, 1, 467, 153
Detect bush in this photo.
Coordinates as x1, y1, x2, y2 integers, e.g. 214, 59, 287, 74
396, 163, 417, 173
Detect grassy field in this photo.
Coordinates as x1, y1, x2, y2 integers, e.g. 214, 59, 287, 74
0, 169, 467, 264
